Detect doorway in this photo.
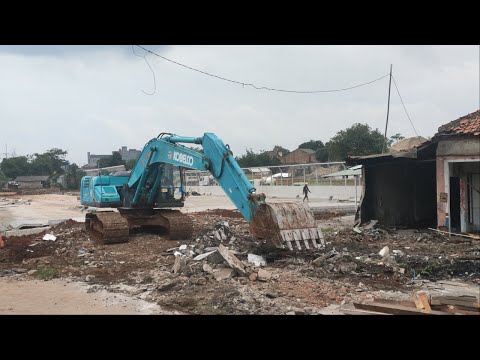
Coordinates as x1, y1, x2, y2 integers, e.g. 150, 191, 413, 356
449, 177, 460, 230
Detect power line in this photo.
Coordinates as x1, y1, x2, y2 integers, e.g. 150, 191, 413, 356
132, 45, 157, 95
391, 75, 418, 136
134, 45, 390, 94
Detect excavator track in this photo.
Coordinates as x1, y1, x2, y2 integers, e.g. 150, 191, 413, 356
157, 210, 194, 240
85, 209, 194, 244
85, 211, 130, 245
118, 208, 194, 240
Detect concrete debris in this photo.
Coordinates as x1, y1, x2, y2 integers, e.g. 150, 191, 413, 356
249, 272, 258, 281
379, 246, 389, 258
85, 275, 95, 282
353, 227, 362, 234
338, 262, 357, 273
257, 269, 272, 281
363, 220, 378, 230
172, 254, 188, 274
179, 244, 188, 250
217, 243, 246, 276
247, 254, 267, 267
213, 268, 235, 281
42, 234, 57, 241
202, 263, 214, 274
193, 250, 217, 261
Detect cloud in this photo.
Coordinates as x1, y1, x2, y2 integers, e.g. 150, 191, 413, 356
0, 45, 477, 166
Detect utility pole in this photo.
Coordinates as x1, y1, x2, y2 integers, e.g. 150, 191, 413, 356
383, 64, 393, 153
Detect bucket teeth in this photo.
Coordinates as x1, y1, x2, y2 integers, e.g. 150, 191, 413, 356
249, 203, 325, 251
278, 228, 325, 251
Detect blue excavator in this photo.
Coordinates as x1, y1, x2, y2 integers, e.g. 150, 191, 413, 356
80, 133, 322, 250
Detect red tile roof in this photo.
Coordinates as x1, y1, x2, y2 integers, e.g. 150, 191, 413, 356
436, 110, 480, 136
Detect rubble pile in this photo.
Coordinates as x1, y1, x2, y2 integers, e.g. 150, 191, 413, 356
1, 211, 479, 314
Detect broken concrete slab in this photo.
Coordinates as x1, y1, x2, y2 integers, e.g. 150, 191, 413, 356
43, 234, 57, 241
172, 255, 188, 274
363, 220, 378, 230
379, 246, 389, 257
257, 269, 272, 281
218, 243, 246, 276
202, 263, 214, 274
193, 250, 217, 261
338, 262, 358, 273
353, 227, 362, 234
213, 268, 235, 281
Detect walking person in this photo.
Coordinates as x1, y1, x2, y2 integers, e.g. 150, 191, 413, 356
302, 182, 311, 202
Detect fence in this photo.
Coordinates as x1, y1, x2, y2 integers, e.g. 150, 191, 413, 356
185, 162, 362, 187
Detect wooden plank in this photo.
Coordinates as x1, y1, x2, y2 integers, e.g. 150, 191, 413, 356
374, 298, 418, 308
430, 296, 479, 309
428, 228, 478, 240
341, 308, 390, 315
418, 292, 431, 312
353, 302, 450, 315
432, 305, 480, 315
411, 291, 428, 310
340, 303, 391, 315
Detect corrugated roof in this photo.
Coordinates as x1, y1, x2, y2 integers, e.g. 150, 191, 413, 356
436, 110, 480, 136
15, 176, 49, 182
389, 136, 428, 152
322, 166, 362, 178
297, 148, 316, 154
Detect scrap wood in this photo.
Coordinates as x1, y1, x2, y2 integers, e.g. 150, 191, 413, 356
430, 295, 480, 309
432, 305, 480, 315
428, 228, 478, 240
340, 305, 390, 315
363, 220, 378, 230
353, 301, 449, 315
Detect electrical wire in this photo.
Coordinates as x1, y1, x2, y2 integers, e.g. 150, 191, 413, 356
134, 45, 390, 94
132, 45, 157, 95
391, 75, 418, 136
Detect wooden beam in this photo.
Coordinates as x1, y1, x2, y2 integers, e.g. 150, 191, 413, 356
430, 296, 480, 309
353, 302, 450, 315
418, 292, 432, 312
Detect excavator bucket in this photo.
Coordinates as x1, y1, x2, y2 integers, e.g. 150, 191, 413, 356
249, 203, 325, 250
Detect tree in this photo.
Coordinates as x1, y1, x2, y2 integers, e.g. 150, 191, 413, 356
272, 145, 290, 156
64, 163, 87, 190
298, 139, 328, 162
98, 151, 126, 168
298, 140, 324, 151
125, 159, 136, 170
236, 149, 282, 168
0, 170, 7, 189
29, 148, 68, 177
387, 133, 405, 147
0, 156, 30, 179
326, 123, 385, 161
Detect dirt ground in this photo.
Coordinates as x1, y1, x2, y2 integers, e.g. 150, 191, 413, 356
1, 193, 478, 315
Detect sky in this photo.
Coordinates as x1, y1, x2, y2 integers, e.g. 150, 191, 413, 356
0, 45, 478, 166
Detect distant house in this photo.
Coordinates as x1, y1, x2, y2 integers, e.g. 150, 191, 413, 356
15, 176, 50, 189
433, 110, 480, 233
86, 152, 111, 166
281, 148, 317, 164
87, 146, 141, 166
117, 146, 141, 162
